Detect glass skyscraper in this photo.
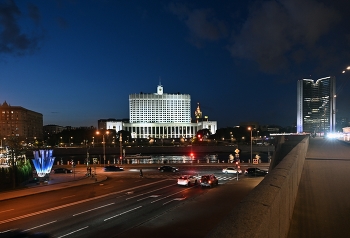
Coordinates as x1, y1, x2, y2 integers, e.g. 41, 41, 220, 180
297, 76, 336, 135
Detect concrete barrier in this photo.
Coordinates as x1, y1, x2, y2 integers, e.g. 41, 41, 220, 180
207, 136, 309, 238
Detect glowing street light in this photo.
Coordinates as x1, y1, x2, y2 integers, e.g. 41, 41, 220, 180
342, 66, 350, 73
97, 131, 109, 167
248, 127, 253, 163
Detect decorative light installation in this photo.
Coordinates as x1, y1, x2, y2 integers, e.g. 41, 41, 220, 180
32, 150, 55, 177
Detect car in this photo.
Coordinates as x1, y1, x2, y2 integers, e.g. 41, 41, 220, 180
244, 167, 268, 176
177, 175, 197, 186
158, 165, 179, 172
200, 174, 218, 188
52, 168, 72, 174
103, 165, 124, 172
222, 167, 242, 174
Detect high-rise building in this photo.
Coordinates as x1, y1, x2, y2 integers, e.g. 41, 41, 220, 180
129, 84, 191, 123
0, 101, 43, 140
297, 76, 336, 134
102, 84, 217, 139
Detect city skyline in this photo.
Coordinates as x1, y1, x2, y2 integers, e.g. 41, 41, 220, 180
1, 1, 350, 128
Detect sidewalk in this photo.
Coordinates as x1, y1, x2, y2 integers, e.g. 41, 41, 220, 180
0, 173, 107, 201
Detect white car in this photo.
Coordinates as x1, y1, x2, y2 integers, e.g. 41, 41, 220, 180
222, 167, 242, 174
177, 175, 198, 186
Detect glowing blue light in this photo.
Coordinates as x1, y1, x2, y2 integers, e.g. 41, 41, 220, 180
32, 150, 55, 177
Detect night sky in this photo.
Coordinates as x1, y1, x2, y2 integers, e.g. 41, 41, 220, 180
1, 0, 350, 129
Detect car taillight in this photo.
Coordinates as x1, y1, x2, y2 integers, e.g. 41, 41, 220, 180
209, 181, 211, 183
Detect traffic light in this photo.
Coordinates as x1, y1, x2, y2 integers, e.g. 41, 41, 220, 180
190, 153, 194, 159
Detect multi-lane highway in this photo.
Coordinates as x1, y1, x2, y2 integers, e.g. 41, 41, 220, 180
0, 164, 266, 238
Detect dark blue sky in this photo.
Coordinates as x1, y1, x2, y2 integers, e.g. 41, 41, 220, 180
1, 0, 350, 129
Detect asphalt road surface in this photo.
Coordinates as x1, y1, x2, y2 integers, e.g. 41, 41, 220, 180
0, 165, 266, 238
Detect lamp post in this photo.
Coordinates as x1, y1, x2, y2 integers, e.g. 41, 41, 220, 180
96, 131, 109, 167
119, 133, 123, 165
248, 127, 252, 163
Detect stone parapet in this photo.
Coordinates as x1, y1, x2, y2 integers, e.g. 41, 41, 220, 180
207, 135, 309, 238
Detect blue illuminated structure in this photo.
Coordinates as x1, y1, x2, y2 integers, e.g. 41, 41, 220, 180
32, 150, 55, 177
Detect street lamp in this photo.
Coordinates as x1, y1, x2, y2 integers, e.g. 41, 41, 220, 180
341, 66, 350, 74
97, 131, 109, 167
248, 127, 252, 163
119, 133, 123, 164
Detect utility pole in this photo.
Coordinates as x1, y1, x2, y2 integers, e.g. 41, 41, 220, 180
119, 133, 123, 165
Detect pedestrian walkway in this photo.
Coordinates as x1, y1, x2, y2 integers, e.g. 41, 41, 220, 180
0, 173, 107, 202
287, 137, 350, 238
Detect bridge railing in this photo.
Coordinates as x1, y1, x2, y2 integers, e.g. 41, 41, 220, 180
207, 135, 309, 238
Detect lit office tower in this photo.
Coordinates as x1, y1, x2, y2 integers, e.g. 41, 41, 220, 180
297, 76, 336, 135
129, 84, 191, 123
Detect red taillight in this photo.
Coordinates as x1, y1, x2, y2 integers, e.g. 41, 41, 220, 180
209, 181, 212, 184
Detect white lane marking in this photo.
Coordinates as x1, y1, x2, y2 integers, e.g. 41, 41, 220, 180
163, 197, 186, 205
61, 195, 75, 199
104, 206, 142, 221
73, 203, 115, 216
0, 230, 14, 234
137, 195, 160, 201
0, 180, 169, 225
0, 209, 14, 214
173, 198, 186, 201
57, 226, 89, 238
151, 187, 192, 204
24, 220, 57, 231
126, 184, 174, 200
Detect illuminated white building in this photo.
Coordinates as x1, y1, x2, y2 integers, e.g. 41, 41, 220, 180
125, 84, 216, 139
129, 84, 191, 123
100, 84, 217, 139
297, 76, 336, 134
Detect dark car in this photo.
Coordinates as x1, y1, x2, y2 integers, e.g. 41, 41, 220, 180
244, 167, 268, 176
200, 174, 218, 188
158, 165, 179, 172
53, 168, 72, 174
103, 166, 124, 172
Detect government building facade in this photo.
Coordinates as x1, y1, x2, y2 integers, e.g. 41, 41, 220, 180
99, 84, 217, 139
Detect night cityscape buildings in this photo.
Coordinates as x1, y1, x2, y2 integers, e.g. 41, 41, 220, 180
296, 76, 336, 135
0, 101, 43, 141
99, 84, 217, 139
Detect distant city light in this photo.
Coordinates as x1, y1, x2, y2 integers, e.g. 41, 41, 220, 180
326, 132, 343, 139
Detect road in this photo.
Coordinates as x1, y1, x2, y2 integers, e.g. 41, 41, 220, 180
0, 164, 267, 238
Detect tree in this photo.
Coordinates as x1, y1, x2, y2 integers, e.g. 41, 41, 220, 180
6, 135, 26, 188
